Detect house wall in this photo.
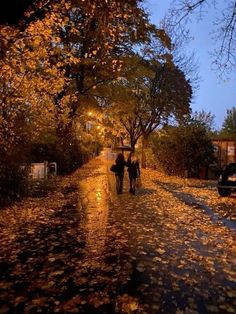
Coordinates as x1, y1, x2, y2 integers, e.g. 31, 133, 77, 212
212, 140, 236, 168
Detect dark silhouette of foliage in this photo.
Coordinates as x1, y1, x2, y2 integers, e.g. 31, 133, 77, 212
151, 123, 215, 177
220, 106, 236, 139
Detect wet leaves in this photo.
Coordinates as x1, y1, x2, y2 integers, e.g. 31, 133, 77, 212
156, 248, 166, 255
152, 171, 236, 222
116, 294, 140, 313
0, 156, 236, 313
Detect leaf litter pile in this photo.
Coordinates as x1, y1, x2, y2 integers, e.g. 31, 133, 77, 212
0, 156, 236, 313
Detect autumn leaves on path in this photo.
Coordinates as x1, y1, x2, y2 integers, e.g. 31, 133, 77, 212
106, 158, 236, 313
0, 155, 235, 313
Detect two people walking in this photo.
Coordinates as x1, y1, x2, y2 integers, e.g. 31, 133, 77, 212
114, 152, 141, 195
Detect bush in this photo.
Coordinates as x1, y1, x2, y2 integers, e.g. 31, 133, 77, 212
0, 131, 97, 206
53, 140, 87, 174
30, 136, 92, 175
0, 151, 30, 206
151, 125, 216, 177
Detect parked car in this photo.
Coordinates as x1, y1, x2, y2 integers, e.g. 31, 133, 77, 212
217, 163, 236, 196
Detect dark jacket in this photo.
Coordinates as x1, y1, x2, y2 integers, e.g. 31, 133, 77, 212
115, 159, 126, 174
127, 160, 140, 178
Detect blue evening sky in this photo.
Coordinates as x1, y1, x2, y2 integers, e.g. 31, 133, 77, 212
145, 0, 236, 129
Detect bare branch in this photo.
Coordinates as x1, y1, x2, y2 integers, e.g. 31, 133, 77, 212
211, 0, 236, 76
164, 0, 236, 77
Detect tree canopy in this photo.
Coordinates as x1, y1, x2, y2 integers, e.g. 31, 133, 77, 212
220, 106, 236, 138
104, 53, 192, 149
0, 0, 195, 199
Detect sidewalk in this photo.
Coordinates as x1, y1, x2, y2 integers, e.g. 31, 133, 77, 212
0, 151, 235, 313
76, 151, 236, 313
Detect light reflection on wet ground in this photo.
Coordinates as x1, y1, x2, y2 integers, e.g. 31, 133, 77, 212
78, 162, 109, 260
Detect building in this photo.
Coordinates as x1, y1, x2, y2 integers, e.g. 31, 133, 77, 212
212, 139, 236, 168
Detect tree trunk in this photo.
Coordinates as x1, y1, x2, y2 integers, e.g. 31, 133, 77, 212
130, 138, 137, 152
141, 135, 148, 168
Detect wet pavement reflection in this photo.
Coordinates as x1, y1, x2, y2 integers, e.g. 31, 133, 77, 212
79, 163, 109, 259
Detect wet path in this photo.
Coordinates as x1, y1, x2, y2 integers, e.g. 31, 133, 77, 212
0, 152, 235, 313
154, 180, 236, 230
105, 154, 236, 313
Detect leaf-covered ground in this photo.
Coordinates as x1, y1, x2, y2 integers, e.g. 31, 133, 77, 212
0, 150, 235, 313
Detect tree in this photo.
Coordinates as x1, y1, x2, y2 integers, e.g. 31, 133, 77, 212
165, 0, 236, 76
220, 106, 236, 138
0, 0, 163, 201
150, 123, 215, 177
191, 110, 216, 135
105, 54, 192, 155
0, 0, 155, 140
0, 15, 66, 202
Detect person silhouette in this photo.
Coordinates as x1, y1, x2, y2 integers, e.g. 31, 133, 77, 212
127, 152, 140, 195
114, 153, 126, 194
